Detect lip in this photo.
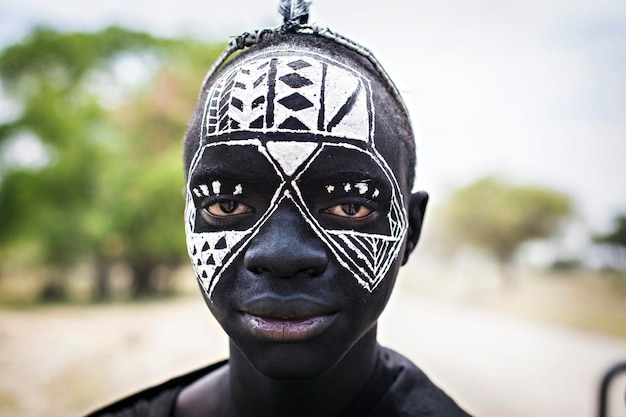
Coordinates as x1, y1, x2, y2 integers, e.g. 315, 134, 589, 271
239, 295, 337, 342
242, 313, 336, 342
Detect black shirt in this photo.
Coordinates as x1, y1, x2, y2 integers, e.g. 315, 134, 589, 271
86, 346, 471, 417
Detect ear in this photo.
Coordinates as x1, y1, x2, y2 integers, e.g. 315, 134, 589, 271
402, 191, 429, 265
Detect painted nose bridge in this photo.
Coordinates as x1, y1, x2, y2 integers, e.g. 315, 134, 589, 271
243, 195, 328, 278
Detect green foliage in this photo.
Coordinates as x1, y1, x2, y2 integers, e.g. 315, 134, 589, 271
0, 26, 223, 300
0, 26, 157, 95
593, 214, 626, 271
595, 215, 626, 248
437, 176, 573, 264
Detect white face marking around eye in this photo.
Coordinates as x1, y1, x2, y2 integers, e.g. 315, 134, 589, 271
355, 182, 369, 194
344, 183, 352, 192
200, 184, 210, 196
372, 188, 380, 198
326, 185, 335, 193
234, 184, 243, 195
212, 180, 222, 195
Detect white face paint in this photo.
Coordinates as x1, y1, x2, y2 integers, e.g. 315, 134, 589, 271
186, 50, 407, 299
355, 182, 369, 194
211, 180, 222, 195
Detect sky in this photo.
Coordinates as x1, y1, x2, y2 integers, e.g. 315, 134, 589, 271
1, 0, 625, 234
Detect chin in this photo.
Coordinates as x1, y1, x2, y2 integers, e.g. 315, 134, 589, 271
245, 343, 343, 381
256, 358, 332, 381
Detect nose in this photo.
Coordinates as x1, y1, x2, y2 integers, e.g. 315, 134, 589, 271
244, 200, 328, 278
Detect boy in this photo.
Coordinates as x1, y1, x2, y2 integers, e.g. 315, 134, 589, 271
88, 3, 470, 416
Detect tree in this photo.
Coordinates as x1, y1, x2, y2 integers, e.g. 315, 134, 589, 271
437, 176, 573, 282
0, 27, 222, 300
594, 214, 626, 271
0, 27, 136, 299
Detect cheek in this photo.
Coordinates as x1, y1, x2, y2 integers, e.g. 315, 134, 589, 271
293, 184, 407, 293
185, 196, 254, 301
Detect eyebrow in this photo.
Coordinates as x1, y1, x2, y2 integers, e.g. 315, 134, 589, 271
190, 164, 276, 186
299, 170, 387, 185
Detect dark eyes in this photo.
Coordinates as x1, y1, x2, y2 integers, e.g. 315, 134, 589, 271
322, 203, 374, 219
206, 201, 253, 217
200, 199, 254, 225
198, 197, 376, 227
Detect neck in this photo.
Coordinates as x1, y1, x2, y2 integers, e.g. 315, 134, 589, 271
227, 327, 379, 417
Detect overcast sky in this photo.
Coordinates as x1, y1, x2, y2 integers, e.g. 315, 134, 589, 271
1, 0, 625, 233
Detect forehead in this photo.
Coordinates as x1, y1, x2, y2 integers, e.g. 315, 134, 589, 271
200, 50, 373, 146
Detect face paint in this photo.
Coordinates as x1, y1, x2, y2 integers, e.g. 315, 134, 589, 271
355, 182, 369, 194
186, 50, 407, 299
212, 181, 222, 195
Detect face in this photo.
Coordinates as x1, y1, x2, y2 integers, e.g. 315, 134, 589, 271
185, 49, 418, 379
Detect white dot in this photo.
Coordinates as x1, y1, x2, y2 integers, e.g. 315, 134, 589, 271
212, 180, 222, 195
355, 183, 369, 194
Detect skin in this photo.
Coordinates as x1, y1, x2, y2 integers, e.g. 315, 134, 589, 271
175, 35, 428, 417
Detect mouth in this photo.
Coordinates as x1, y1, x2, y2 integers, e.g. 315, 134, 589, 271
239, 295, 337, 342
242, 313, 336, 342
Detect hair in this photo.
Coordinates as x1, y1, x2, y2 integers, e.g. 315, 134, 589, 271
183, 29, 416, 190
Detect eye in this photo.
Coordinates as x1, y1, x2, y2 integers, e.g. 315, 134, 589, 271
202, 200, 254, 218
322, 203, 373, 219
201, 199, 255, 226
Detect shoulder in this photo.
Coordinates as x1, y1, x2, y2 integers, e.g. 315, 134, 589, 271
84, 360, 228, 417
373, 347, 472, 417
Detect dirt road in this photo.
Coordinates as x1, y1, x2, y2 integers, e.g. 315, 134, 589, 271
380, 293, 626, 417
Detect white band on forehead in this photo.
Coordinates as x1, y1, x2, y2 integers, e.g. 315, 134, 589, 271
202, 51, 373, 144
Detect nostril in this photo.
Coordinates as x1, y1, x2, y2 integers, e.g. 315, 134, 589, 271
249, 266, 269, 275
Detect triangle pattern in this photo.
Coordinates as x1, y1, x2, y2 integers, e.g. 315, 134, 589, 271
266, 141, 318, 176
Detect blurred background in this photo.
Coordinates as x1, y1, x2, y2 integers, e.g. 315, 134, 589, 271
0, 0, 625, 416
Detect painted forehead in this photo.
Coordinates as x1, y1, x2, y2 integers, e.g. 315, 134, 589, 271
200, 50, 373, 146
